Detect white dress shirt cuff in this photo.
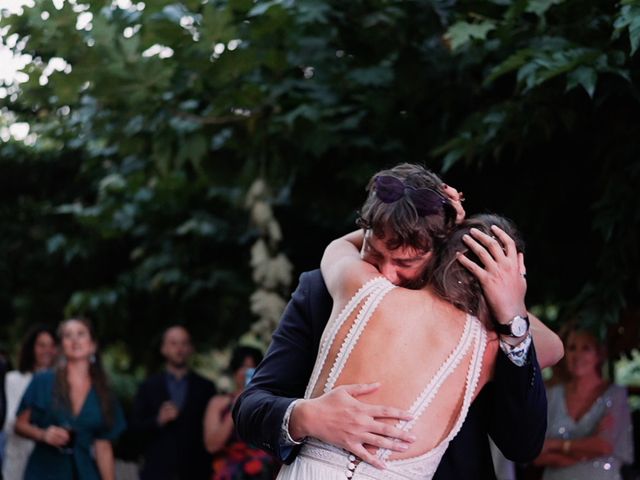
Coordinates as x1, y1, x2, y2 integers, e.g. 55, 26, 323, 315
499, 332, 532, 367
280, 399, 305, 447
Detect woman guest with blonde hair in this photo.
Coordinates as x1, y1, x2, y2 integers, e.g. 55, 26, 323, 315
534, 326, 634, 479
15, 318, 126, 480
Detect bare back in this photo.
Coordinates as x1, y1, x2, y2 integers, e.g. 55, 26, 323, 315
306, 277, 498, 463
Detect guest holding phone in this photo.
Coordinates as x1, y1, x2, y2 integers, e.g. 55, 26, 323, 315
14, 318, 125, 480
204, 346, 277, 479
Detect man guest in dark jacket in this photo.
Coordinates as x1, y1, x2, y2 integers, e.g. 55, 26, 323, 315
133, 325, 216, 480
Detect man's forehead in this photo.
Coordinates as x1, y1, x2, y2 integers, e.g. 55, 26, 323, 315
365, 230, 429, 260
163, 326, 191, 344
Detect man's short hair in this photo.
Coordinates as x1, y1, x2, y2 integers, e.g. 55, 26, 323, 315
356, 163, 456, 252
161, 325, 191, 346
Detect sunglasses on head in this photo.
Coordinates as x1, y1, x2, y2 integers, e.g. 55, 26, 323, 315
373, 175, 454, 220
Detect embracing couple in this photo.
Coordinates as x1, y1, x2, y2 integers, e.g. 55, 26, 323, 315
234, 163, 564, 479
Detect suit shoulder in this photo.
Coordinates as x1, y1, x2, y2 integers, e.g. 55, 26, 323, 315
138, 372, 166, 390
298, 269, 328, 295
189, 371, 216, 390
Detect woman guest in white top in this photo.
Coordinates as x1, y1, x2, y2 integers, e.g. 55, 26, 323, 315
2, 325, 57, 480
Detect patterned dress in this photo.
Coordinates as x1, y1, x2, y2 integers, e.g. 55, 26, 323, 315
211, 397, 278, 480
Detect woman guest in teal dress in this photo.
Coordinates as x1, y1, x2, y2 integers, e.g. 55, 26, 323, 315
14, 318, 126, 480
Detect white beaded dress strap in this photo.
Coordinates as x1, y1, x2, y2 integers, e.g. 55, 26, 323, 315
441, 317, 487, 444
323, 280, 396, 393
376, 315, 475, 461
304, 277, 390, 399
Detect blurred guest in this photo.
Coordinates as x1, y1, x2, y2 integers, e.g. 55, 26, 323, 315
1, 348, 10, 428
204, 346, 277, 479
0, 347, 10, 474
132, 325, 216, 480
490, 437, 517, 480
14, 318, 126, 480
2, 325, 57, 480
534, 328, 634, 479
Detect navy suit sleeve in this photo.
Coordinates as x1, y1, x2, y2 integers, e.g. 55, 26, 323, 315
131, 378, 162, 435
233, 270, 329, 463
485, 342, 547, 462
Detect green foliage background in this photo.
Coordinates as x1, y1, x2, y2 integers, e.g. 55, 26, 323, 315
1, 0, 639, 371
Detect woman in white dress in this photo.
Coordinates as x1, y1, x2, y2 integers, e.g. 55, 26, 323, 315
277, 174, 529, 480
2, 325, 57, 480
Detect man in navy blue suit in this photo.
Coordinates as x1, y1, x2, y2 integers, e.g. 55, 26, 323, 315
132, 325, 216, 480
234, 163, 562, 479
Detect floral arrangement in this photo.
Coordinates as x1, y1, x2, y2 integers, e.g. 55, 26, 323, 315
212, 440, 278, 480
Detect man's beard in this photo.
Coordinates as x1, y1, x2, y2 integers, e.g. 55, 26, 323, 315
168, 359, 188, 369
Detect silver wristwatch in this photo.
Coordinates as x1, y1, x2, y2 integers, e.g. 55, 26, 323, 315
495, 314, 530, 337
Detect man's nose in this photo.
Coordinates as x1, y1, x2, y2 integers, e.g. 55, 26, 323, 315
379, 262, 400, 285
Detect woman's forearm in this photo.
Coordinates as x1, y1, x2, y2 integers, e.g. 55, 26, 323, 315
204, 409, 234, 453
95, 440, 116, 480
14, 410, 44, 442
341, 230, 365, 251
534, 451, 580, 467
320, 231, 366, 293
564, 436, 613, 459
528, 314, 564, 368
15, 411, 72, 447
536, 436, 613, 465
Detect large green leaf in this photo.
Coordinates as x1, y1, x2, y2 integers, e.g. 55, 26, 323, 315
614, 2, 640, 55
1, 0, 638, 367
444, 20, 497, 51
566, 66, 597, 97
525, 0, 564, 18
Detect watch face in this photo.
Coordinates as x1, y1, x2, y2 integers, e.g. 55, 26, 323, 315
512, 316, 528, 337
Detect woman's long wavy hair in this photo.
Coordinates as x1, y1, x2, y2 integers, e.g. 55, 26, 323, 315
427, 214, 525, 329
54, 318, 115, 427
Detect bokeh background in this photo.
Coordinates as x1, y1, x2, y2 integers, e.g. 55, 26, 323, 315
1, 0, 639, 397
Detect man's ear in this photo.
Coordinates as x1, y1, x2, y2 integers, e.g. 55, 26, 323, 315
518, 252, 526, 276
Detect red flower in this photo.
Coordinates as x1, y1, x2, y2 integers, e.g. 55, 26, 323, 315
243, 459, 263, 476
229, 442, 248, 461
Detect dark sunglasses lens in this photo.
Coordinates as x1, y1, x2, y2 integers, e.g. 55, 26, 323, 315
410, 189, 445, 217
374, 176, 404, 202
442, 202, 457, 223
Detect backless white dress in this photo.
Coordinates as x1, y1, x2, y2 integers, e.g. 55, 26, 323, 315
277, 277, 487, 480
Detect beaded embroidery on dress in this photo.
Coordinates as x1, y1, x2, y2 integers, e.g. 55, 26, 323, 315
277, 277, 487, 480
